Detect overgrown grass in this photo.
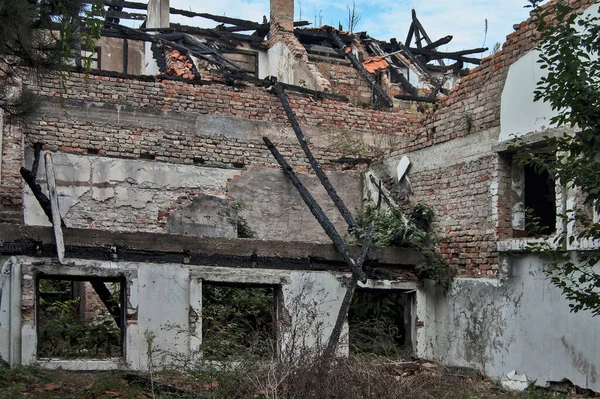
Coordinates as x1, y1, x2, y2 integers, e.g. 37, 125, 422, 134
0, 361, 575, 399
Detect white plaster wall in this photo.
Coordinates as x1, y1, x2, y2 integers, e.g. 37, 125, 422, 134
500, 3, 599, 142
500, 50, 558, 141
424, 254, 600, 392
279, 271, 348, 357
136, 264, 192, 370
8, 256, 422, 370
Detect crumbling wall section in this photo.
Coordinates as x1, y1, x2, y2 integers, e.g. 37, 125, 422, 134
374, 0, 596, 275
315, 61, 373, 107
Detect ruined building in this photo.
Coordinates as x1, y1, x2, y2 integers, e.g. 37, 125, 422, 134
1, 0, 599, 392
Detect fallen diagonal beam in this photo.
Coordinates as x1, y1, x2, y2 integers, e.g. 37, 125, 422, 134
328, 30, 393, 109
44, 153, 65, 264
269, 80, 358, 230
19, 146, 122, 329
20, 145, 64, 227
323, 228, 372, 360
88, 280, 121, 328
263, 137, 367, 283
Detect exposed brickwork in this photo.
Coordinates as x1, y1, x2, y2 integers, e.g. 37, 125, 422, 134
165, 50, 198, 80
387, 0, 597, 275
316, 61, 374, 107
407, 156, 499, 275
22, 73, 419, 168
270, 0, 294, 32
1, 115, 24, 224
404, 0, 596, 153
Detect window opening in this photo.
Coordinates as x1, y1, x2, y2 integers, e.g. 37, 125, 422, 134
201, 283, 275, 361
36, 276, 124, 359
524, 164, 556, 236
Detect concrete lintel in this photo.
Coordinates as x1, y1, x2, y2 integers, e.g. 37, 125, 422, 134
0, 225, 424, 269
493, 126, 571, 152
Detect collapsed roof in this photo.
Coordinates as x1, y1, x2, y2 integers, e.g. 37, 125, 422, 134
82, 0, 489, 107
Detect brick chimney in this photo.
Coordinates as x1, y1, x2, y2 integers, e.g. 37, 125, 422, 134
270, 0, 294, 32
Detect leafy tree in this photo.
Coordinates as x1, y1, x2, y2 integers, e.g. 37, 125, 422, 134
514, 0, 600, 315
0, 0, 104, 117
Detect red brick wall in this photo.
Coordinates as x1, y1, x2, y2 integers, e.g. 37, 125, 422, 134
389, 0, 597, 275
1, 116, 24, 224
21, 73, 419, 167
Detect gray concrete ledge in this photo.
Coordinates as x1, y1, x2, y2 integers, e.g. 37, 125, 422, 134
0, 225, 423, 272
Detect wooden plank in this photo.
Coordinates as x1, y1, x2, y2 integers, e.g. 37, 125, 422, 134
44, 153, 65, 264
106, 10, 146, 20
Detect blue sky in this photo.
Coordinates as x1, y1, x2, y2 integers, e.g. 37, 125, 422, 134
165, 0, 533, 55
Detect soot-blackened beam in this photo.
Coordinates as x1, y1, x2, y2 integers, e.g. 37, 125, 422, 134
405, 22, 415, 49
263, 137, 367, 283
409, 47, 485, 65
323, 228, 372, 360
270, 80, 358, 230
394, 94, 438, 103
328, 30, 393, 109
426, 61, 465, 73
424, 35, 453, 50
89, 279, 122, 327
106, 10, 146, 20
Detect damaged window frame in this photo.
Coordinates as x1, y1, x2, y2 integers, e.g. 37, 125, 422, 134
497, 137, 566, 245
200, 280, 278, 361
35, 273, 127, 365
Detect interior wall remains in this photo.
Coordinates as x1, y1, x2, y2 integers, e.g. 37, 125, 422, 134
0, 256, 422, 371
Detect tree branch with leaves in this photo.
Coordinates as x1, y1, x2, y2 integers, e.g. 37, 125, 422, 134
514, 0, 600, 315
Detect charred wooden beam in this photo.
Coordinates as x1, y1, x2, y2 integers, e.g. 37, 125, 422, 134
405, 22, 415, 49
263, 137, 367, 283
147, 24, 267, 44
294, 28, 354, 44
88, 279, 122, 328
103, 0, 147, 11
394, 94, 438, 103
425, 61, 465, 73
106, 10, 146, 20
412, 9, 433, 46
409, 47, 485, 65
411, 9, 444, 66
423, 35, 453, 50
123, 39, 128, 73
323, 228, 372, 360
270, 80, 358, 230
328, 30, 393, 109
